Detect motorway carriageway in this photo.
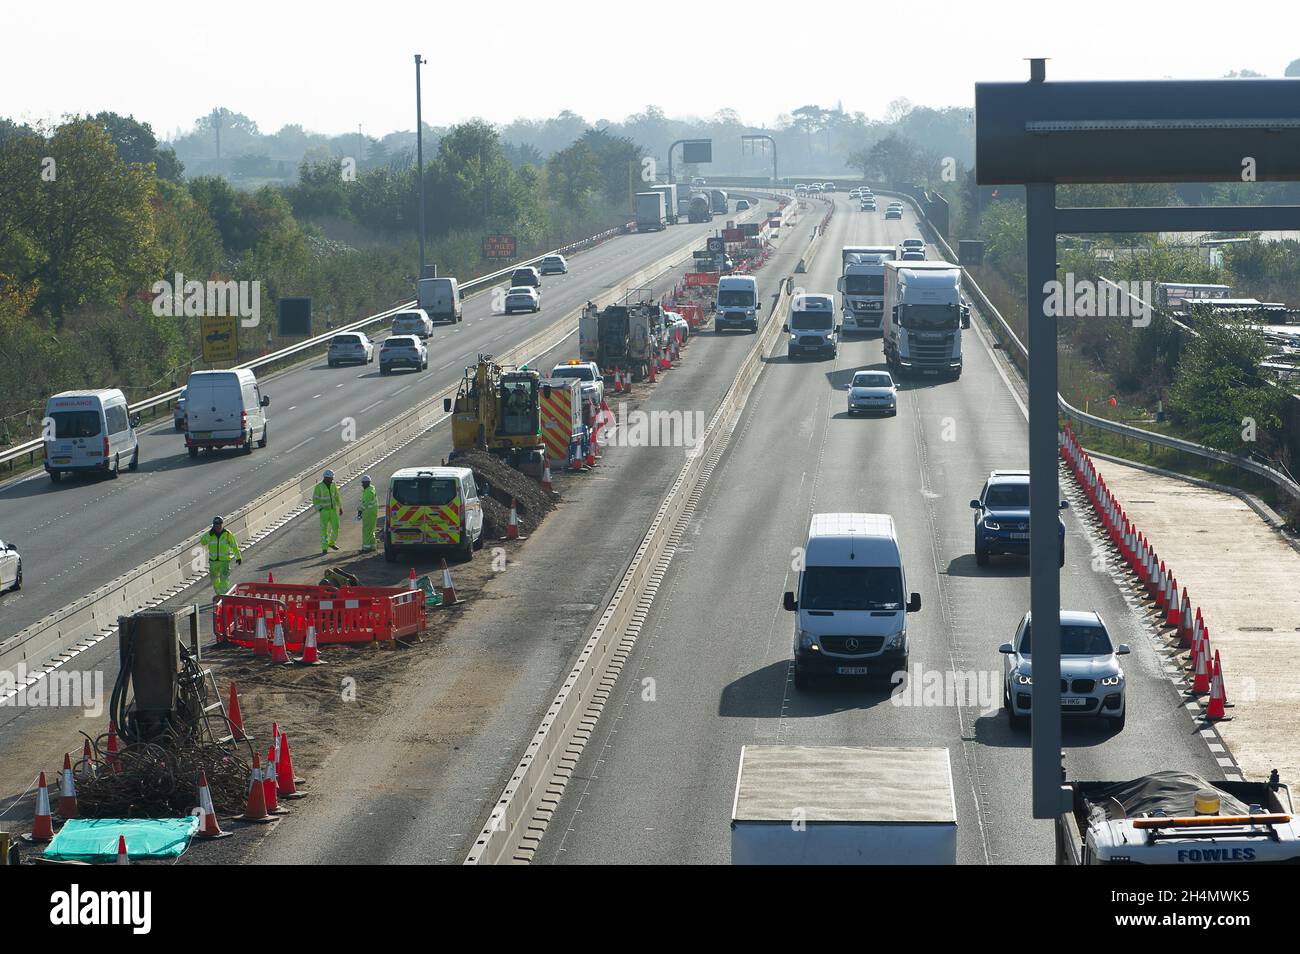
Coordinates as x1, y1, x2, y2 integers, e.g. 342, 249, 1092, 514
0, 195, 805, 855
531, 194, 1223, 865
0, 205, 770, 641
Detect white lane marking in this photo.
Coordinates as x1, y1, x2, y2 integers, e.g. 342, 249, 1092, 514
287, 406, 297, 412
392, 384, 413, 396
312, 394, 322, 400
358, 400, 384, 414
284, 437, 315, 454
335, 383, 345, 388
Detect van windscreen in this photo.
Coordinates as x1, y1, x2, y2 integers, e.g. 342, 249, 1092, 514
390, 477, 457, 506
49, 410, 102, 439
718, 289, 754, 307
801, 566, 903, 611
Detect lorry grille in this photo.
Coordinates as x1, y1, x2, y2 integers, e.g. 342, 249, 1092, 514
820, 635, 885, 655
909, 334, 955, 363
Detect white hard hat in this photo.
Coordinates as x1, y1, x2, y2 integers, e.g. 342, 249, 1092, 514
323, 469, 335, 479
361, 474, 371, 485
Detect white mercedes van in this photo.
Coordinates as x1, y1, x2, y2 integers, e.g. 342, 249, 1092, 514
184, 368, 269, 458
783, 513, 921, 689
43, 389, 141, 482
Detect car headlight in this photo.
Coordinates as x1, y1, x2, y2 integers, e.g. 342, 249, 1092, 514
884, 630, 904, 650
1015, 671, 1032, 686
983, 518, 1001, 530
1100, 674, 1123, 686
798, 630, 818, 650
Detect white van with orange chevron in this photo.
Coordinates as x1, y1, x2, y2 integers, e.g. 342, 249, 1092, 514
383, 467, 484, 562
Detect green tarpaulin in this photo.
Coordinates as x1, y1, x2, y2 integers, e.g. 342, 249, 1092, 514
44, 817, 199, 861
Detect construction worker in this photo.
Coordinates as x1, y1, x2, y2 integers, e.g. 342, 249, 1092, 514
358, 474, 378, 552
313, 469, 343, 554
200, 516, 241, 596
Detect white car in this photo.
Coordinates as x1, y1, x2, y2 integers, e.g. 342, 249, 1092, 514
1000, 610, 1129, 731
391, 310, 434, 339
0, 538, 21, 593
379, 335, 428, 374
504, 286, 541, 314
327, 331, 375, 367
885, 207, 903, 220
664, 311, 690, 342
846, 370, 897, 416
539, 254, 568, 275
549, 360, 604, 407
173, 387, 187, 431
849, 188, 861, 198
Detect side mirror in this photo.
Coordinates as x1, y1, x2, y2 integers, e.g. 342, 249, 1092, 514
756, 301, 763, 310
129, 413, 142, 428
1059, 500, 1070, 510
907, 592, 922, 613
783, 323, 790, 333
836, 277, 845, 293
443, 398, 452, 413
1117, 644, 1131, 655
260, 396, 270, 408
782, 591, 797, 612
969, 499, 981, 509
998, 642, 1014, 654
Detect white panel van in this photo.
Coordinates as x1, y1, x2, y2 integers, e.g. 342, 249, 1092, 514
43, 389, 140, 483
184, 368, 269, 458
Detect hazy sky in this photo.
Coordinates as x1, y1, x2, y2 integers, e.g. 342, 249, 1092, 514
6, 0, 1297, 138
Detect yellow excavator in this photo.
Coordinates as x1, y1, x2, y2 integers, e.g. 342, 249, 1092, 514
444, 354, 545, 475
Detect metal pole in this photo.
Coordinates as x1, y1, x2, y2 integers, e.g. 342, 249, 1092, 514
1027, 179, 1067, 819
414, 53, 427, 276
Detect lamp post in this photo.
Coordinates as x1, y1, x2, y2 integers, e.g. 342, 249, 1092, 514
414, 53, 428, 276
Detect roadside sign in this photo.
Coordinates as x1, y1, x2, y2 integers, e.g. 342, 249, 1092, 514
723, 228, 745, 243
482, 234, 518, 259
201, 315, 238, 363
277, 297, 312, 337
706, 237, 725, 254
693, 250, 714, 261
685, 273, 720, 287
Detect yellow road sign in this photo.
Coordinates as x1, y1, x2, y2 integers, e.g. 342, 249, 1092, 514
201, 315, 238, 363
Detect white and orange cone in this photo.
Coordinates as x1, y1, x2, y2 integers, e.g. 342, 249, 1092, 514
24, 772, 55, 842
298, 625, 323, 665
439, 558, 459, 606
116, 835, 129, 865
541, 464, 554, 494
270, 623, 290, 664
507, 499, 520, 540
253, 616, 270, 657
194, 770, 231, 839
58, 752, 78, 819
1206, 651, 1227, 719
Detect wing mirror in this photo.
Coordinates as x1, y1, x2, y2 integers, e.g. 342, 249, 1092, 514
260, 396, 270, 407
1117, 644, 1131, 655
782, 591, 797, 612
969, 499, 981, 509
998, 642, 1014, 654
782, 323, 789, 333
129, 413, 142, 428
1059, 499, 1070, 510
907, 593, 921, 613
443, 398, 452, 412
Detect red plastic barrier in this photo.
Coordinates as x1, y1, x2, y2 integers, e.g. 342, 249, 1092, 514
216, 582, 426, 649
213, 595, 289, 646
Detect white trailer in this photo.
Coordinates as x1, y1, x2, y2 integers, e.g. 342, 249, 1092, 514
730, 745, 957, 864
635, 192, 667, 231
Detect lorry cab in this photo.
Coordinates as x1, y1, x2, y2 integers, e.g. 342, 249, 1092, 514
838, 246, 897, 332
783, 513, 921, 689
384, 466, 483, 562
417, 276, 463, 324
43, 389, 141, 482
715, 275, 761, 333
184, 368, 269, 458
784, 293, 839, 359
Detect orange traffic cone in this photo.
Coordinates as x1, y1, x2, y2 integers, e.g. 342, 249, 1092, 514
541, 464, 554, 494
270, 623, 290, 664
1165, 578, 1182, 627
267, 571, 274, 584
79, 737, 96, 782
106, 721, 121, 774
298, 624, 323, 665
612, 370, 622, 395
253, 616, 270, 657
276, 732, 306, 798
408, 567, 417, 591
227, 681, 250, 742
1177, 588, 1192, 643
263, 746, 287, 814
194, 770, 231, 839
648, 360, 656, 384
1191, 633, 1211, 693
1206, 651, 1227, 719
58, 752, 78, 818
236, 753, 274, 823
116, 835, 129, 865
507, 499, 520, 540
23, 771, 55, 842
439, 559, 459, 606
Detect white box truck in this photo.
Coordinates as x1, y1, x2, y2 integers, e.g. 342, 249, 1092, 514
650, 183, 679, 224
838, 245, 896, 332
882, 260, 964, 378
731, 745, 957, 864
635, 192, 667, 232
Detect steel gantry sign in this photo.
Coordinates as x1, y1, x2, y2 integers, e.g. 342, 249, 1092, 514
975, 60, 1300, 819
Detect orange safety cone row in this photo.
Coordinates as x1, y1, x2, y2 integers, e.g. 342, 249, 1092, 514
58, 752, 78, 819
253, 616, 270, 658
194, 770, 232, 839
24, 772, 55, 842
237, 753, 274, 823
270, 623, 290, 665
507, 498, 520, 540
277, 732, 306, 798
116, 835, 129, 865
440, 559, 459, 606
106, 721, 121, 774
1206, 651, 1227, 719
298, 624, 323, 665
228, 681, 249, 742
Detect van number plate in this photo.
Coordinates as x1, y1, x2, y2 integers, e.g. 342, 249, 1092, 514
1009, 532, 1029, 540
194, 432, 211, 439
53, 457, 71, 465
836, 666, 869, 676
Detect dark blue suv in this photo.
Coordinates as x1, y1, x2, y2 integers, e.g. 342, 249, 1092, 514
970, 470, 1067, 568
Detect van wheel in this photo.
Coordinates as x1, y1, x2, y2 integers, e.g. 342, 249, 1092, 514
472, 528, 484, 551
975, 545, 989, 567
459, 533, 474, 561
49, 471, 62, 483
242, 431, 253, 455
383, 535, 396, 563
12, 561, 20, 591
258, 425, 268, 449
109, 454, 120, 478
129, 447, 139, 472
188, 446, 199, 459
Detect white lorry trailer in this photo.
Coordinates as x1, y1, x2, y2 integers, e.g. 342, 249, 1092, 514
650, 183, 679, 224
635, 192, 667, 232
882, 260, 964, 378
838, 245, 897, 332
731, 745, 957, 864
